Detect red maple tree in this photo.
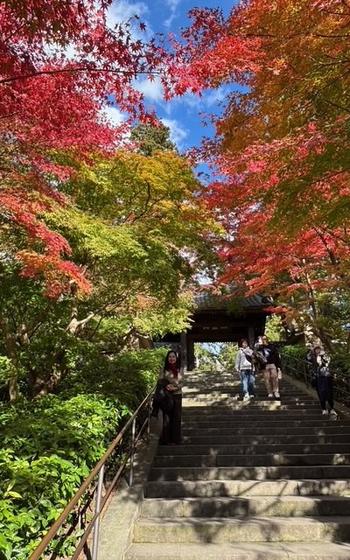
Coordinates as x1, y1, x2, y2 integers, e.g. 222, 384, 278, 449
0, 0, 179, 297
176, 0, 350, 339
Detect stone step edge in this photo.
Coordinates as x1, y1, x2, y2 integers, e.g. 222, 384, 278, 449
144, 478, 350, 496
134, 515, 350, 541
142, 495, 350, 504
125, 542, 350, 560
136, 515, 350, 522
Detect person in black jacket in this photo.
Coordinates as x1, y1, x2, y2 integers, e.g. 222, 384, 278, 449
254, 335, 282, 399
307, 346, 337, 417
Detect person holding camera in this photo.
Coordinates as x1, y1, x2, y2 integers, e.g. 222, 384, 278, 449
254, 335, 282, 399
307, 345, 337, 417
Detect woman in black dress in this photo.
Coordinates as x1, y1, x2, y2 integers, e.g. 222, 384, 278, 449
159, 350, 183, 445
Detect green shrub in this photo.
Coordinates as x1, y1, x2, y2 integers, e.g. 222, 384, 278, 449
0, 348, 165, 560
330, 352, 350, 377
280, 345, 309, 383
280, 345, 307, 362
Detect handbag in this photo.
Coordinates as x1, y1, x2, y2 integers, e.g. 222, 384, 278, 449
153, 380, 174, 415
277, 369, 283, 380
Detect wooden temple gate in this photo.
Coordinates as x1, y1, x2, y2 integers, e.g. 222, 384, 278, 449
159, 294, 271, 370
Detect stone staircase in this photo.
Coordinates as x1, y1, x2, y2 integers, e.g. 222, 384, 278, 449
126, 371, 350, 559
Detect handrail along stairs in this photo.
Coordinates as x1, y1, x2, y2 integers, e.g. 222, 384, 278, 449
28, 385, 156, 560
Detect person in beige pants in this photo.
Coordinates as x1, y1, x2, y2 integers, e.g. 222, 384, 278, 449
254, 335, 282, 399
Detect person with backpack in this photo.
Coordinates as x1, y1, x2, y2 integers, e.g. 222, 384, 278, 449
254, 335, 282, 399
235, 338, 255, 401
307, 345, 337, 417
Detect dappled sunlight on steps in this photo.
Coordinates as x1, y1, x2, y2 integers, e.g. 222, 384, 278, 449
126, 370, 350, 559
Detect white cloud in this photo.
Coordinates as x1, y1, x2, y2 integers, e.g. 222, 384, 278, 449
107, 0, 152, 39
136, 76, 163, 102
164, 0, 182, 28
162, 118, 188, 149
203, 86, 228, 108
101, 105, 126, 127
163, 86, 228, 117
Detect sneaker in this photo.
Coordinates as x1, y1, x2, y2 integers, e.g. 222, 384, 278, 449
243, 393, 250, 401
274, 392, 280, 399
267, 393, 273, 398
322, 409, 329, 415
329, 409, 337, 417
249, 394, 255, 398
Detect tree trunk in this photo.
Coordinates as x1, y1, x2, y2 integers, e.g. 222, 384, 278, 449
0, 318, 20, 401
8, 373, 19, 402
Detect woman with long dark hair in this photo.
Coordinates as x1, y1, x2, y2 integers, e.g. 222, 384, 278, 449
159, 350, 183, 445
307, 346, 337, 417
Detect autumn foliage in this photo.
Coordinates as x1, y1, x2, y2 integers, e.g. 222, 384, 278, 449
179, 0, 350, 342
0, 0, 181, 296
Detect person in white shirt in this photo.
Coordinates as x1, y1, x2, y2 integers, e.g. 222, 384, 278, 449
235, 339, 255, 401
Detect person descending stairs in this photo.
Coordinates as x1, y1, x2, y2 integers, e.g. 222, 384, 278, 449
126, 371, 350, 559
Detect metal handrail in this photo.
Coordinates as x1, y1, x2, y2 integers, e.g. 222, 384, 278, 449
29, 386, 156, 560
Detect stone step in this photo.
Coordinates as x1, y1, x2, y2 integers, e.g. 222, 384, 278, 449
182, 395, 318, 402
126, 542, 350, 560
183, 388, 314, 395
141, 496, 350, 518
182, 412, 336, 420
182, 422, 345, 434
182, 401, 322, 410
148, 465, 350, 481
145, 479, 350, 498
181, 433, 350, 445
185, 411, 340, 419
157, 443, 350, 456
153, 453, 350, 468
183, 389, 309, 396
183, 390, 313, 397
182, 405, 323, 414
133, 516, 350, 544
183, 390, 315, 398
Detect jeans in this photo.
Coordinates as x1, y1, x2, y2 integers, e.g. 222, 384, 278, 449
240, 370, 255, 395
316, 376, 334, 410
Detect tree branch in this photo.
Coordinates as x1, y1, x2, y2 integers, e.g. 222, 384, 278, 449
0, 66, 162, 86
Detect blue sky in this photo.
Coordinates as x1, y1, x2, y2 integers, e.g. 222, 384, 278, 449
105, 0, 236, 158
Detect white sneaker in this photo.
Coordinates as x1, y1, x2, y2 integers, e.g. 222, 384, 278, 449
322, 409, 329, 415
249, 394, 255, 398
267, 393, 273, 398
274, 392, 280, 399
243, 393, 250, 401
329, 409, 337, 417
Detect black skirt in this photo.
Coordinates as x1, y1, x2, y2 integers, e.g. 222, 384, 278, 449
160, 393, 182, 445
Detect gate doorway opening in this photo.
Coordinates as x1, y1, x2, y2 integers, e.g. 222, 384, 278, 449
194, 342, 238, 372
